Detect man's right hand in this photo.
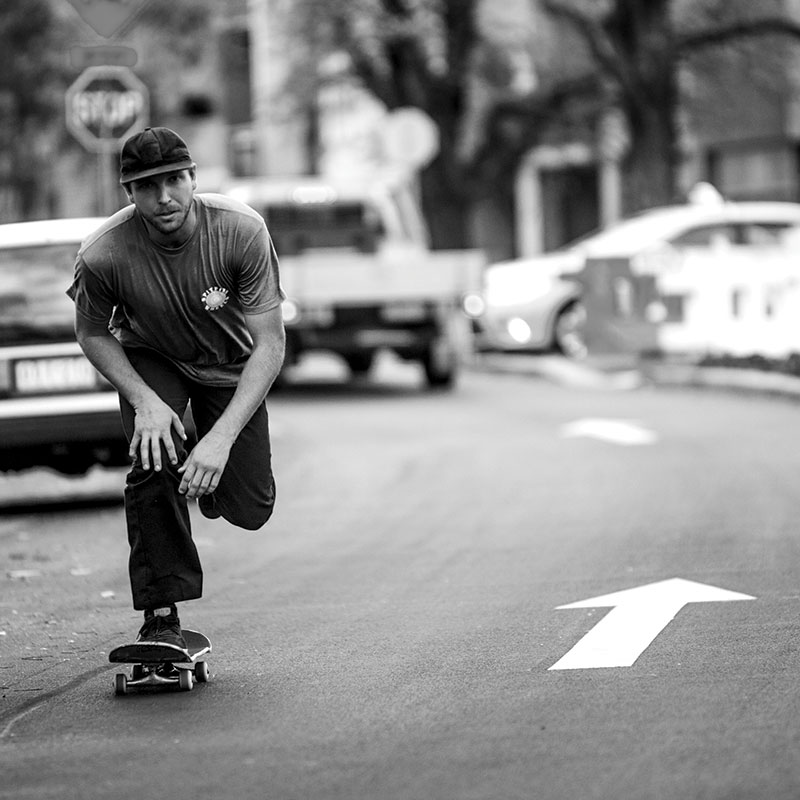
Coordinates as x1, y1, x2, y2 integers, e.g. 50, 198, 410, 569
129, 397, 187, 471
72, 319, 188, 472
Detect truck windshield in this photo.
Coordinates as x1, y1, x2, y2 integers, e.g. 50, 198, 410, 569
0, 243, 78, 344
261, 202, 382, 254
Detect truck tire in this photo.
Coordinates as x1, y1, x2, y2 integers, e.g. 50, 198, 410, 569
344, 352, 375, 378
422, 338, 458, 390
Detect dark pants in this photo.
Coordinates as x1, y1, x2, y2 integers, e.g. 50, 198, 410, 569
120, 348, 276, 611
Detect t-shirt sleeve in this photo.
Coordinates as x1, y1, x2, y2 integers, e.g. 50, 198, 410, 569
66, 254, 117, 324
236, 223, 286, 314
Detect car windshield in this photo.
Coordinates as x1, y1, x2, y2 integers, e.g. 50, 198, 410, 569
0, 242, 78, 344
257, 201, 383, 254
558, 207, 720, 256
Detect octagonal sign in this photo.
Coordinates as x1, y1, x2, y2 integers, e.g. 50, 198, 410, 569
66, 66, 149, 152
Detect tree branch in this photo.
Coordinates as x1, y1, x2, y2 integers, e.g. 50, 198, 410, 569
679, 17, 800, 51
463, 74, 603, 194
540, 0, 630, 92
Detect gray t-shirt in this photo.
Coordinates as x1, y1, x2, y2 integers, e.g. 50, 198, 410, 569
67, 193, 285, 386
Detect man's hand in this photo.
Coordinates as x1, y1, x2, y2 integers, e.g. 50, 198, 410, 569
130, 397, 186, 471
178, 431, 233, 498
174, 306, 283, 500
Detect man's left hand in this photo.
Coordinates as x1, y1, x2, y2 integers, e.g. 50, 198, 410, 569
178, 431, 233, 498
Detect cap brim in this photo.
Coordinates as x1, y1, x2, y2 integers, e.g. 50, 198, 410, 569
120, 160, 196, 185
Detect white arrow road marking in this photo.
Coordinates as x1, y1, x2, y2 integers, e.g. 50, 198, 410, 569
559, 418, 658, 446
549, 578, 755, 670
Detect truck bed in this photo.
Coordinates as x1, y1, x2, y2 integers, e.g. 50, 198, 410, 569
279, 247, 484, 305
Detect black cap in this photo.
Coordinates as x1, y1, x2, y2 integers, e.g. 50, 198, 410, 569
119, 127, 195, 185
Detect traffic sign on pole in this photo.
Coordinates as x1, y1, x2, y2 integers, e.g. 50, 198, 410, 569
64, 0, 153, 38
382, 107, 440, 169
65, 66, 149, 153
69, 44, 138, 70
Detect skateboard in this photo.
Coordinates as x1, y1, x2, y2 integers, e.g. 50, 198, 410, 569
109, 629, 211, 695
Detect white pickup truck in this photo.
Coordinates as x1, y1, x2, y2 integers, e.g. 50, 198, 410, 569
224, 177, 484, 389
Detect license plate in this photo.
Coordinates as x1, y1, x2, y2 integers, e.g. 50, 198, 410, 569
380, 302, 427, 323
13, 356, 98, 394
355, 329, 417, 347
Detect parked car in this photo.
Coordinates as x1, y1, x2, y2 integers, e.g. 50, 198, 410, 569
470, 194, 800, 358
0, 217, 130, 474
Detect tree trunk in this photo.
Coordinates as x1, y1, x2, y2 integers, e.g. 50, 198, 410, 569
622, 100, 679, 213
419, 155, 473, 250
605, 0, 681, 212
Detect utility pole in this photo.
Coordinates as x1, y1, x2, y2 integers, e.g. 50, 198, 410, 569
247, 0, 271, 176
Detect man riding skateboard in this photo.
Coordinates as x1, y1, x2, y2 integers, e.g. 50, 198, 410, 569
68, 127, 285, 649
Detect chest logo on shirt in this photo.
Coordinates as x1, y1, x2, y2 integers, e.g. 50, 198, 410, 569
201, 286, 230, 312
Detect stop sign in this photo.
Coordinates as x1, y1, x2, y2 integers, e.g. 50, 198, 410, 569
65, 66, 149, 152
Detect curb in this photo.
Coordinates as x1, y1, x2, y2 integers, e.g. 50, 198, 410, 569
474, 353, 642, 391
473, 352, 800, 398
639, 361, 800, 398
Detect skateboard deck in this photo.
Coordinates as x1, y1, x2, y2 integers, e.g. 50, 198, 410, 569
110, 629, 211, 694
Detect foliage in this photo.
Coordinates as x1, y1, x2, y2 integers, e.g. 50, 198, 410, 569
541, 0, 800, 210
284, 0, 599, 250
283, 0, 800, 250
697, 352, 800, 378
116, 1, 212, 122
0, 0, 80, 218
0, 0, 214, 220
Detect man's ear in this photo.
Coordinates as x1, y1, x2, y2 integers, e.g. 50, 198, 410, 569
190, 168, 197, 191
122, 183, 134, 203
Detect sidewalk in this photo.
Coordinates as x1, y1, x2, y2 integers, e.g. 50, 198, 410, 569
474, 351, 800, 398
638, 358, 800, 398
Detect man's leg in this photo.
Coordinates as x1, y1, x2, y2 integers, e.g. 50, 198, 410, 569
119, 348, 203, 612
191, 385, 276, 530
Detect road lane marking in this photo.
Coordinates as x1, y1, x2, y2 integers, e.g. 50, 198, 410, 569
559, 418, 658, 446
549, 577, 755, 670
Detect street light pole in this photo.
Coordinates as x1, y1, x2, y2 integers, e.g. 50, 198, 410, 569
247, 0, 271, 176
98, 149, 115, 216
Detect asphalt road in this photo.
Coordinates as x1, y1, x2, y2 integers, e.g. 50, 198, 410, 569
2, 354, 800, 799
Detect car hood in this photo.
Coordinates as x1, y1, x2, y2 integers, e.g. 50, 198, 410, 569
484, 252, 584, 306
487, 251, 585, 281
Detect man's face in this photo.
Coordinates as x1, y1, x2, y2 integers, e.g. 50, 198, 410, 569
126, 169, 197, 244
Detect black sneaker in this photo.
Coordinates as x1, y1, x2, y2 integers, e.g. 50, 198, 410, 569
137, 606, 187, 650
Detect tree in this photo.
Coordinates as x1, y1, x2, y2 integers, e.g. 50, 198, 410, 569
285, 0, 800, 253
0, 0, 214, 221
285, 0, 596, 252
541, 0, 800, 211
0, 0, 80, 220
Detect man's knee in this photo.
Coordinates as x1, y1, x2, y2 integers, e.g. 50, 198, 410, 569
234, 503, 275, 531
220, 478, 276, 531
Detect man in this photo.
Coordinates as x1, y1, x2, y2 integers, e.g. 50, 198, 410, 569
68, 127, 285, 649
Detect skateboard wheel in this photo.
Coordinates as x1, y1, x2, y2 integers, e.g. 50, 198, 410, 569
195, 661, 210, 683
114, 673, 128, 696
178, 669, 193, 691
131, 665, 145, 681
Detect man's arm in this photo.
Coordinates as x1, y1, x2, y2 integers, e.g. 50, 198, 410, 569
74, 313, 186, 471
177, 305, 285, 498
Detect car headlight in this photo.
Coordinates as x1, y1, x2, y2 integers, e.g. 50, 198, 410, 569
484, 274, 555, 307
507, 318, 533, 343
281, 299, 299, 324
461, 293, 486, 318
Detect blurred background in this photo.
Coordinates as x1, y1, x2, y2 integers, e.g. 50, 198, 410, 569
7, 0, 800, 255
8, 0, 800, 367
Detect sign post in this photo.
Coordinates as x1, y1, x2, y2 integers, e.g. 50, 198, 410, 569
64, 0, 153, 39
65, 65, 149, 214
